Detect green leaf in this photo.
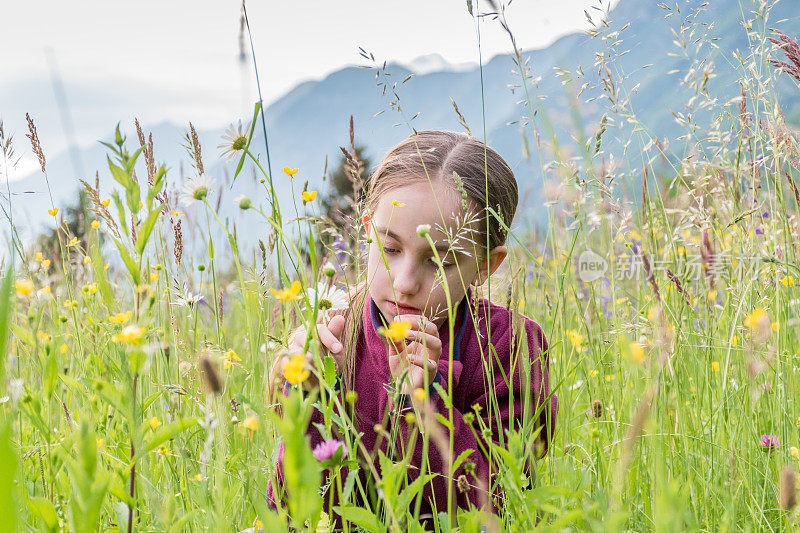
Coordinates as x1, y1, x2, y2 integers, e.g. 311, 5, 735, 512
44, 350, 58, 397
435, 413, 453, 431
323, 355, 337, 386
0, 425, 19, 532
27, 496, 58, 532
333, 505, 385, 533
107, 157, 131, 189
9, 324, 34, 347
139, 418, 198, 459
233, 101, 261, 183
135, 204, 164, 256
113, 238, 140, 285
0, 261, 13, 383
111, 192, 129, 238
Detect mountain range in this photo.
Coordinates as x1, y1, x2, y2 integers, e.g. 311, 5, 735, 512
3, 0, 799, 255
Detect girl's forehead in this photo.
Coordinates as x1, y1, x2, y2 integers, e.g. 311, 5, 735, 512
372, 181, 479, 246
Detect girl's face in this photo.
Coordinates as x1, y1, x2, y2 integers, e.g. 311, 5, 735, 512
365, 180, 506, 328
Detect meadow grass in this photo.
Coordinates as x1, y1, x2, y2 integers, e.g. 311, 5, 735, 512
2, 1, 800, 531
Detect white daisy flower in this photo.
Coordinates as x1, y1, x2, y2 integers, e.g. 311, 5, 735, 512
180, 174, 216, 207
218, 119, 251, 162
305, 281, 349, 312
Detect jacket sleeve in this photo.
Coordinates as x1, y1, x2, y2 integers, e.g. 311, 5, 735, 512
387, 309, 557, 513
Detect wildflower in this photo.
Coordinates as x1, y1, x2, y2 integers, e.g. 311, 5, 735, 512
150, 271, 159, 282
150, 417, 162, 430
34, 252, 42, 261
236, 195, 252, 210
282, 166, 299, 177
322, 261, 336, 278
84, 256, 92, 265
413, 388, 426, 402
37, 331, 51, 342
242, 414, 259, 431
180, 174, 216, 206
629, 342, 645, 363
588, 399, 603, 418
391, 200, 406, 207
416, 224, 431, 237
760, 434, 779, 452
67, 237, 79, 247
781, 275, 795, 287
192, 474, 204, 482
101, 199, 110, 207
171, 210, 185, 217
96, 438, 104, 448
381, 320, 412, 343
772, 321, 779, 332
312, 439, 347, 462
744, 308, 770, 331
83, 283, 98, 294
283, 354, 309, 385
41, 259, 50, 268
222, 349, 242, 369
109, 311, 132, 324
59, 344, 68, 354
301, 190, 317, 202
15, 279, 34, 296
48, 208, 58, 216
91, 220, 100, 229
111, 325, 146, 345
38, 286, 51, 297
790, 447, 800, 460
568, 329, 584, 352
711, 361, 720, 372
218, 119, 251, 161
270, 280, 302, 302
305, 281, 348, 312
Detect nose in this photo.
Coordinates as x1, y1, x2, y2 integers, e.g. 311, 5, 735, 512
391, 256, 420, 296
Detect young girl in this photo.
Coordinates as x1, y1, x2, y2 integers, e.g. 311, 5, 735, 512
268, 130, 557, 524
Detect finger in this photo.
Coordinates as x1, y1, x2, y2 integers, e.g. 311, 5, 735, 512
316, 320, 344, 354
403, 330, 441, 355
395, 314, 438, 336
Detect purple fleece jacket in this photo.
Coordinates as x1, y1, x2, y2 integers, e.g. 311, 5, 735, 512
271, 290, 557, 517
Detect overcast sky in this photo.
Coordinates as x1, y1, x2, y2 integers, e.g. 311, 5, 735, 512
2, 0, 616, 179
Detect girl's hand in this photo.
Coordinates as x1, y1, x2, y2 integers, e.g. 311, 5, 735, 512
387, 314, 442, 395
269, 313, 346, 395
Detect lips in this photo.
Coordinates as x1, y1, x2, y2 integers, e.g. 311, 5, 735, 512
389, 301, 422, 315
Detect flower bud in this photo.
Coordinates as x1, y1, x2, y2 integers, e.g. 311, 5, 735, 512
237, 195, 252, 210
323, 261, 336, 278
416, 224, 431, 237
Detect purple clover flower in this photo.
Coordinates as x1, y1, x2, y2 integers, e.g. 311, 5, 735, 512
313, 439, 347, 462
755, 228, 763, 235
759, 434, 779, 452
763, 210, 770, 219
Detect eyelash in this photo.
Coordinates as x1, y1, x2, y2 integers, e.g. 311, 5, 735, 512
382, 246, 455, 267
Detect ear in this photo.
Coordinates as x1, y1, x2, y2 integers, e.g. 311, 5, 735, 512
473, 245, 507, 286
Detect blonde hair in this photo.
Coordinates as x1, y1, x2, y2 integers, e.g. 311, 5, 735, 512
335, 130, 518, 401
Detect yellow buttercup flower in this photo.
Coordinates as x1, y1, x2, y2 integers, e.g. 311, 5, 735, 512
39, 286, 51, 296
101, 199, 110, 207
41, 259, 51, 268
150, 417, 162, 430
791, 447, 800, 459
150, 271, 159, 282
781, 275, 795, 287
242, 414, 259, 431
222, 349, 242, 369
282, 167, 299, 177
60, 344, 68, 354
111, 325, 146, 345
382, 320, 412, 343
391, 200, 406, 207
568, 329, 584, 352
301, 190, 317, 202
270, 281, 302, 302
34, 252, 43, 262
48, 208, 58, 216
283, 354, 310, 385
711, 361, 720, 372
67, 237, 79, 247
15, 279, 34, 296
84, 283, 98, 294
84, 256, 92, 265
171, 210, 185, 217
629, 342, 645, 363
109, 311, 132, 324
744, 308, 770, 331
91, 220, 100, 229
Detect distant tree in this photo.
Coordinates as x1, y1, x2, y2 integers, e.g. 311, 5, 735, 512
300, 116, 371, 276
